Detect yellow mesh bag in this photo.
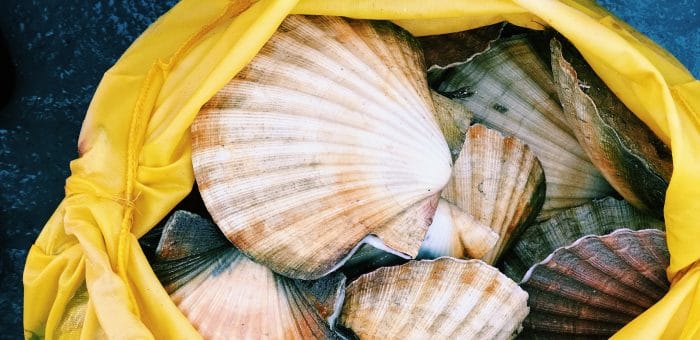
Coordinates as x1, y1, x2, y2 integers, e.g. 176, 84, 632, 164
23, 0, 700, 338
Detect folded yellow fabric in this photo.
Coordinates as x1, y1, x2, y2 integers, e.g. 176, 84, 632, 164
23, 0, 700, 338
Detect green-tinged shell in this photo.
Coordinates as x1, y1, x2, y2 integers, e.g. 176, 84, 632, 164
151, 211, 345, 339
442, 124, 545, 264
429, 35, 613, 220
340, 258, 529, 339
192, 15, 452, 280
550, 38, 672, 218
499, 197, 664, 282
520, 229, 669, 338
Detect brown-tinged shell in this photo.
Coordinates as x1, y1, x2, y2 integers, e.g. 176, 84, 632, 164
442, 124, 545, 263
519, 229, 669, 338
191, 15, 452, 280
550, 38, 672, 218
418, 24, 503, 69
152, 211, 345, 339
429, 35, 613, 220
431, 90, 472, 160
340, 258, 529, 339
499, 197, 665, 282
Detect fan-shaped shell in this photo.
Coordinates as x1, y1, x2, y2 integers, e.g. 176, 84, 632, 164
550, 38, 672, 218
519, 229, 670, 338
429, 35, 613, 220
499, 197, 664, 281
441, 124, 545, 263
340, 257, 529, 339
192, 15, 452, 279
152, 211, 346, 339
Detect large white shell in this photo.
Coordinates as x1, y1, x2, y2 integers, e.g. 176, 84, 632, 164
340, 258, 529, 339
152, 211, 346, 339
429, 35, 613, 220
192, 15, 452, 279
442, 124, 545, 263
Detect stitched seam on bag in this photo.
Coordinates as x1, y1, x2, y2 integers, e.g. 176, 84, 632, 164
112, 0, 258, 323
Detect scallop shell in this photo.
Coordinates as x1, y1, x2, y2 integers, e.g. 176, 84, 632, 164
550, 38, 672, 218
520, 229, 670, 338
341, 199, 498, 279
418, 24, 503, 69
431, 90, 472, 160
191, 15, 452, 280
339, 258, 529, 339
499, 196, 665, 281
417, 199, 499, 260
152, 211, 346, 339
429, 35, 613, 220
442, 124, 545, 263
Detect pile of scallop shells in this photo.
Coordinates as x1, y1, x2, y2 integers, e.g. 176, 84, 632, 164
145, 15, 673, 339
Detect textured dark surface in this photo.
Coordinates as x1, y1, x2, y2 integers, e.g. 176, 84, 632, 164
0, 0, 697, 338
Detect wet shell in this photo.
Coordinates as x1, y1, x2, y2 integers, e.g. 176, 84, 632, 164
520, 229, 670, 338
499, 197, 664, 281
340, 258, 529, 339
152, 211, 346, 339
442, 124, 545, 263
429, 35, 613, 220
191, 15, 452, 279
417, 199, 499, 260
418, 24, 503, 69
550, 38, 672, 218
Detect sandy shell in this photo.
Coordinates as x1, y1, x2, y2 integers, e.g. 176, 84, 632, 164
191, 15, 452, 279
429, 35, 613, 220
519, 229, 670, 338
442, 124, 545, 263
499, 196, 665, 281
550, 38, 672, 218
152, 211, 345, 339
340, 258, 529, 339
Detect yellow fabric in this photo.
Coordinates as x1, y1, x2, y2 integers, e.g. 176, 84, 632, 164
22, 0, 699, 338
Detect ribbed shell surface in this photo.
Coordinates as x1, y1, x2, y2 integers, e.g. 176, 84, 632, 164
340, 258, 529, 339
191, 15, 452, 280
500, 197, 664, 281
429, 35, 613, 220
550, 38, 672, 218
519, 229, 669, 338
152, 211, 344, 339
441, 124, 545, 263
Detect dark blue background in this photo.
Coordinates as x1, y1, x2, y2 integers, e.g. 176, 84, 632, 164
0, 1, 697, 338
